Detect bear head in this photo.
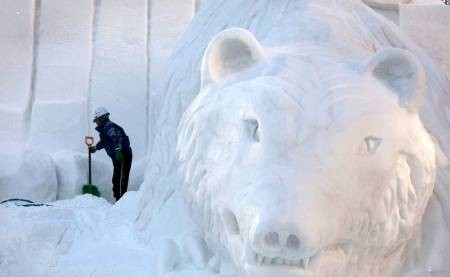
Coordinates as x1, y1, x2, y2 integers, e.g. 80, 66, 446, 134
177, 28, 436, 277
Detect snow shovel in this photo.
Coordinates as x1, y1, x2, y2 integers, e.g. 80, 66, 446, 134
82, 136, 101, 197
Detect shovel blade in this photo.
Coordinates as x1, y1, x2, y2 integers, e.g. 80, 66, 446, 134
82, 184, 101, 197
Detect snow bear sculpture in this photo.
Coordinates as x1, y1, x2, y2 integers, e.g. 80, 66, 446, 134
138, 1, 450, 276
177, 28, 436, 277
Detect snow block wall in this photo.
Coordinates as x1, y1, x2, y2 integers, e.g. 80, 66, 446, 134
30, 0, 92, 153
400, 4, 450, 80
363, 0, 444, 24
364, 2, 450, 82
0, 0, 35, 149
148, 0, 196, 149
0, 0, 202, 201
0, 0, 199, 157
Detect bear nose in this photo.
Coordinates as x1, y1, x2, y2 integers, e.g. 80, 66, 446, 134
262, 230, 301, 251
251, 220, 310, 258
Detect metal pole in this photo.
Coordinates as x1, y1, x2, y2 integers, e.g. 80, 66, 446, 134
88, 149, 92, 185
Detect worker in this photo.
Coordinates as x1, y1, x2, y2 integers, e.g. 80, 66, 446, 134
89, 107, 132, 201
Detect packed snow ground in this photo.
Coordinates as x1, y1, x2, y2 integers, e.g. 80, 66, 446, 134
0, 192, 219, 277
0, 193, 150, 276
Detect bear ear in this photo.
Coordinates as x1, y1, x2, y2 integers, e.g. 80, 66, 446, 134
201, 27, 267, 88
364, 48, 426, 113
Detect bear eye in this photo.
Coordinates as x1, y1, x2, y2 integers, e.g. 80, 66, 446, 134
363, 136, 382, 155
243, 119, 260, 142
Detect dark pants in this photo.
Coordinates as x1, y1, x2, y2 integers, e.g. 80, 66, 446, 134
112, 151, 132, 201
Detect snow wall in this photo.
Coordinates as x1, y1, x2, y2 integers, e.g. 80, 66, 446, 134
0, 0, 203, 157
400, 3, 450, 80
0, 0, 205, 202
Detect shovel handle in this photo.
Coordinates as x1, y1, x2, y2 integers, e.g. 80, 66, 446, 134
85, 136, 94, 147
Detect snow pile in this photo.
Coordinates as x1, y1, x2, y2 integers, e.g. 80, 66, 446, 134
0, 148, 57, 203
0, 149, 145, 204
0, 191, 222, 277
0, 193, 150, 277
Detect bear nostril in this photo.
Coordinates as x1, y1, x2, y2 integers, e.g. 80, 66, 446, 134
286, 234, 300, 250
264, 231, 280, 246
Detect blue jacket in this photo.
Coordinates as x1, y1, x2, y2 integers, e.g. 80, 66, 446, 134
95, 120, 132, 160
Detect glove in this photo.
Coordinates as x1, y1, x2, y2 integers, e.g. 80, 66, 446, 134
115, 149, 124, 162
89, 146, 96, 153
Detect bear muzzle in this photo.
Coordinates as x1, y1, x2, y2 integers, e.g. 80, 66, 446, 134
242, 215, 323, 276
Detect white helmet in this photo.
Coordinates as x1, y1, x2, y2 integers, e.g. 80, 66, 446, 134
93, 107, 110, 122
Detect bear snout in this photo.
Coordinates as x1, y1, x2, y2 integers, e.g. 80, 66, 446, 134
249, 217, 316, 260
